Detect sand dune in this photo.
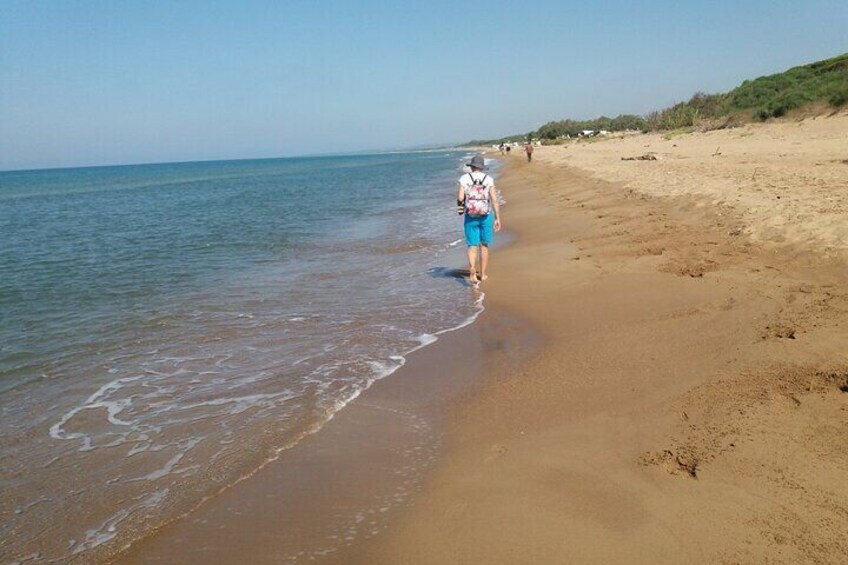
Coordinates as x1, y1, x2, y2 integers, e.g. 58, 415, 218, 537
537, 112, 848, 254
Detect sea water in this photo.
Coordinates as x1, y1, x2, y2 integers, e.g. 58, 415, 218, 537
0, 152, 492, 562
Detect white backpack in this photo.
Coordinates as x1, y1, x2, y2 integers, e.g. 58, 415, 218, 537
464, 174, 490, 217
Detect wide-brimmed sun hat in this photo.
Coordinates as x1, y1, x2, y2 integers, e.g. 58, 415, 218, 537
466, 154, 486, 169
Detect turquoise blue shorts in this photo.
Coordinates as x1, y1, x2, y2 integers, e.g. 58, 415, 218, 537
464, 213, 494, 246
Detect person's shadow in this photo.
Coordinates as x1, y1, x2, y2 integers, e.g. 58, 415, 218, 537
427, 267, 476, 288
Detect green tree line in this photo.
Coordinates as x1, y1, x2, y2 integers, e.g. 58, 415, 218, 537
466, 52, 848, 146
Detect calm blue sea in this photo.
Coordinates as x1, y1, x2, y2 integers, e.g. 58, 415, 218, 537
0, 152, 492, 562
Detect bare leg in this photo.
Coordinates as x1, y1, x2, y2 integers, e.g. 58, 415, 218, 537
466, 246, 479, 282
480, 244, 489, 280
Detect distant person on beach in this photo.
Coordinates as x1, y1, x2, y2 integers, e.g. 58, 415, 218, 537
499, 143, 505, 155
524, 142, 534, 162
457, 154, 502, 284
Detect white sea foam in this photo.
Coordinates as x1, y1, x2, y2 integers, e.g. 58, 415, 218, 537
126, 438, 202, 482
7, 150, 494, 562
70, 489, 168, 555
417, 333, 438, 347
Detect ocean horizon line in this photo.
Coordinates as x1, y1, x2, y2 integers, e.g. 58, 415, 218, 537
0, 144, 465, 175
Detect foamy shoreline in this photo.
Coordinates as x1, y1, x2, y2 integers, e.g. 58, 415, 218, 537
115, 306, 541, 564
103, 154, 506, 563
22, 117, 848, 562
1, 151, 500, 563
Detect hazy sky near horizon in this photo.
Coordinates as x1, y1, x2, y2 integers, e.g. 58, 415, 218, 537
1, 1, 846, 170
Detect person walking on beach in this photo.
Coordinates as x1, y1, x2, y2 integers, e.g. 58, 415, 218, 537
457, 154, 501, 284
524, 141, 534, 162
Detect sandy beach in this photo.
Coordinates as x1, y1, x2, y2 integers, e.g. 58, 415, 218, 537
358, 113, 848, 563
6, 6, 846, 564
110, 113, 848, 564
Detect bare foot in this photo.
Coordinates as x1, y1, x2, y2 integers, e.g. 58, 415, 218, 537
480, 274, 489, 281
468, 269, 479, 284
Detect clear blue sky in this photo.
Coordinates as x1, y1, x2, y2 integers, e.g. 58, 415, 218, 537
1, 0, 846, 170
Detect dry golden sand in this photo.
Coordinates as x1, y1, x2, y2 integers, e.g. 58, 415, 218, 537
545, 113, 848, 252
359, 114, 848, 564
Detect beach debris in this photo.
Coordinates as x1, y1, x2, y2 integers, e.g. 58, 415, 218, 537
712, 146, 722, 156
705, 116, 740, 131
807, 370, 848, 393
674, 454, 700, 478
728, 226, 744, 236
621, 152, 657, 161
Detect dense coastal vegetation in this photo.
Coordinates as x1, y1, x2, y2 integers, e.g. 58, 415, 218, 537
467, 52, 848, 145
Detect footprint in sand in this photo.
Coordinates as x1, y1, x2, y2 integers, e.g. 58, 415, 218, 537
640, 449, 700, 479
761, 323, 797, 340
484, 443, 508, 463
444, 502, 469, 520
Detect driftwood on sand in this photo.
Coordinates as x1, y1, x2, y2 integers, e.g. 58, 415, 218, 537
621, 152, 657, 161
